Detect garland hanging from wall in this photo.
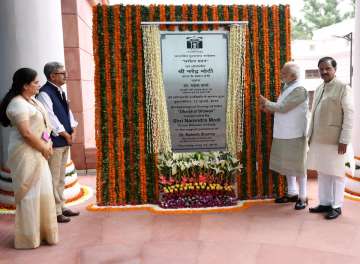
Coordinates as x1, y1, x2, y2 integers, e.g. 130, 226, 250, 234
93, 4, 291, 205
142, 25, 172, 154
226, 24, 246, 156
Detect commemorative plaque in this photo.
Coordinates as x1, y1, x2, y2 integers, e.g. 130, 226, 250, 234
160, 31, 228, 152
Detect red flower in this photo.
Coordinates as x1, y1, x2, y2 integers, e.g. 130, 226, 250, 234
199, 174, 206, 183
160, 176, 167, 185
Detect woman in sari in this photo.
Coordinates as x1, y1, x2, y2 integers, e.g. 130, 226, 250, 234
0, 68, 58, 249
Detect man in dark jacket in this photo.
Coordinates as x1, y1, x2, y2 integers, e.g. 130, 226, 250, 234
37, 62, 79, 223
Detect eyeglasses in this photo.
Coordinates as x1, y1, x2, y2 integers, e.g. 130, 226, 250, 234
54, 72, 67, 76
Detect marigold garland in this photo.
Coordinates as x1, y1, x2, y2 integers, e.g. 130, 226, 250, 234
0, 203, 15, 210
86, 202, 249, 214
223, 5, 229, 21
159, 5, 166, 31
102, 6, 117, 205
271, 5, 285, 196
251, 6, 264, 197
108, 7, 120, 204
285, 6, 291, 61
130, 6, 141, 203
149, 4, 155, 20
192, 5, 198, 31
262, 6, 273, 196
119, 5, 132, 202
345, 188, 360, 197
201, 5, 209, 30
211, 5, 219, 30
113, 5, 126, 204
181, 5, 188, 31
345, 172, 360, 182
169, 5, 176, 31
136, 5, 147, 203
93, 5, 105, 205
125, 6, 137, 203
272, 6, 281, 96
233, 5, 239, 20
64, 179, 78, 189
0, 189, 13, 196
65, 188, 85, 204
241, 6, 252, 198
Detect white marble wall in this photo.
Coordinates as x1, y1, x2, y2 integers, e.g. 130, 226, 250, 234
352, 0, 360, 158
0, 0, 65, 166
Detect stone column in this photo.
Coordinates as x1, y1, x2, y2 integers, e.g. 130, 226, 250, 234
352, 0, 360, 158
345, 0, 360, 197
0, 0, 65, 166
61, 0, 100, 169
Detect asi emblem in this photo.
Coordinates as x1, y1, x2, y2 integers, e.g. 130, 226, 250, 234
186, 36, 203, 49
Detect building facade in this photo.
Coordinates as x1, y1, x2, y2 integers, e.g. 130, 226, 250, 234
0, 0, 359, 169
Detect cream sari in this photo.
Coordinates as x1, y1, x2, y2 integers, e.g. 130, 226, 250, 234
6, 96, 58, 249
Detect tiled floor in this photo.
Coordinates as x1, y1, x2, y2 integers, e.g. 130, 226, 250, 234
0, 176, 360, 264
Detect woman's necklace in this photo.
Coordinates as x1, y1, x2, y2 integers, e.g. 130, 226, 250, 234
21, 94, 49, 129
21, 94, 35, 104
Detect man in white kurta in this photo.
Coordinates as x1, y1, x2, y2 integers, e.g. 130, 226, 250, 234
260, 62, 309, 210
307, 57, 354, 220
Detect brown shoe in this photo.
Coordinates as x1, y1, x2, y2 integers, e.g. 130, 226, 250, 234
57, 214, 71, 223
62, 209, 80, 217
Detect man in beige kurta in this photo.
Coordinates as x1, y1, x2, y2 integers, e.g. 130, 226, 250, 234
308, 57, 354, 220
260, 62, 309, 210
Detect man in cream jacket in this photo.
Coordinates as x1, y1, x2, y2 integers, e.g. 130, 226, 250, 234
307, 57, 354, 220
260, 62, 309, 210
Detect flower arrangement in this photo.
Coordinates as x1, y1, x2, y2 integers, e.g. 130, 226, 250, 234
158, 152, 241, 208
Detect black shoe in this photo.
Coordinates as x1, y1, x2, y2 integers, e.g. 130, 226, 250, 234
309, 205, 332, 213
294, 198, 308, 210
57, 214, 71, 223
62, 209, 80, 217
325, 208, 342, 220
275, 195, 298, 203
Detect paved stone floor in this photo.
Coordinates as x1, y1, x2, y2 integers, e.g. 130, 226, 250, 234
0, 176, 360, 264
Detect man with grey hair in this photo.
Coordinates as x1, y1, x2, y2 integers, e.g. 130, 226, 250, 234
37, 62, 79, 223
260, 62, 309, 210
